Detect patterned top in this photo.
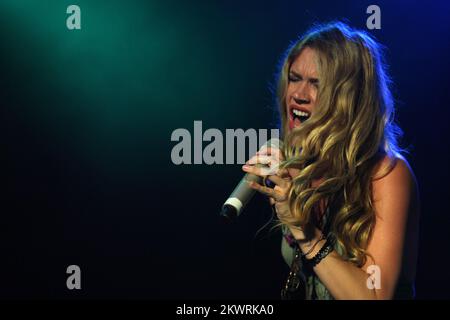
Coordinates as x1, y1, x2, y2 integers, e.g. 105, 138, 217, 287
280, 224, 415, 300
281, 225, 336, 300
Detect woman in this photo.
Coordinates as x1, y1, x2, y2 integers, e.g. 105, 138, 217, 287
241, 22, 420, 300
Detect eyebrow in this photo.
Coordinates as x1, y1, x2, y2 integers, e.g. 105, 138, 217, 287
289, 70, 319, 84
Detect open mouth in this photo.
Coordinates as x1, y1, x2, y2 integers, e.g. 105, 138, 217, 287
289, 106, 311, 129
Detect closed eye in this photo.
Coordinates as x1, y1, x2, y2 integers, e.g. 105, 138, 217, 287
288, 71, 319, 88
309, 79, 319, 88
288, 73, 301, 82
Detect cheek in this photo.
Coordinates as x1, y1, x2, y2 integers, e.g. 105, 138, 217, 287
285, 85, 293, 105
311, 89, 318, 104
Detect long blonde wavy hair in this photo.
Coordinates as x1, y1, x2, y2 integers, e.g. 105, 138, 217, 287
276, 22, 403, 267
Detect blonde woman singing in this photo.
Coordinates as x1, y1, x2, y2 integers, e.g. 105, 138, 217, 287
242, 22, 420, 300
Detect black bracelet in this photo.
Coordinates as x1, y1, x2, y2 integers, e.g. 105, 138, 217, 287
299, 233, 326, 258
303, 235, 335, 268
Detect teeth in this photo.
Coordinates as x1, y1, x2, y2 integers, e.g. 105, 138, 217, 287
292, 109, 310, 117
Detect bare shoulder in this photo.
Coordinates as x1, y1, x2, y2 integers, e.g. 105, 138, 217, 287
372, 154, 419, 215
373, 154, 416, 190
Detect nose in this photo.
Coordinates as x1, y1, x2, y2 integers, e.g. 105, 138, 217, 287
292, 82, 311, 105
293, 96, 310, 105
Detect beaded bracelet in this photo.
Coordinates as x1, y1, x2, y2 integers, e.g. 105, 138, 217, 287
303, 235, 335, 268
299, 233, 326, 258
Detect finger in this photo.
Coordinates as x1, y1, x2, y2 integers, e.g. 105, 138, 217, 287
265, 146, 281, 156
247, 181, 285, 201
267, 148, 284, 165
246, 154, 272, 165
272, 185, 288, 202
267, 174, 289, 188
242, 164, 278, 176
287, 168, 301, 178
277, 168, 292, 179
249, 154, 283, 170
278, 167, 298, 179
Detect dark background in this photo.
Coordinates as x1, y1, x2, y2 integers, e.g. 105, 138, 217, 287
1, 0, 449, 299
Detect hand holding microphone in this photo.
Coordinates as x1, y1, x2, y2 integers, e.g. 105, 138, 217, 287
219, 138, 283, 220
238, 142, 310, 242
241, 143, 293, 223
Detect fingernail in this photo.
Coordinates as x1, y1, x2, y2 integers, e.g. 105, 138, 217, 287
242, 165, 250, 170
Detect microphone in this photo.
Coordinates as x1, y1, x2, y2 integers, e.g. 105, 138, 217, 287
219, 138, 283, 221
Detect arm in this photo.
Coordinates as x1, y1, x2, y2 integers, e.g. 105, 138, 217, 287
295, 158, 417, 299
243, 148, 419, 299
